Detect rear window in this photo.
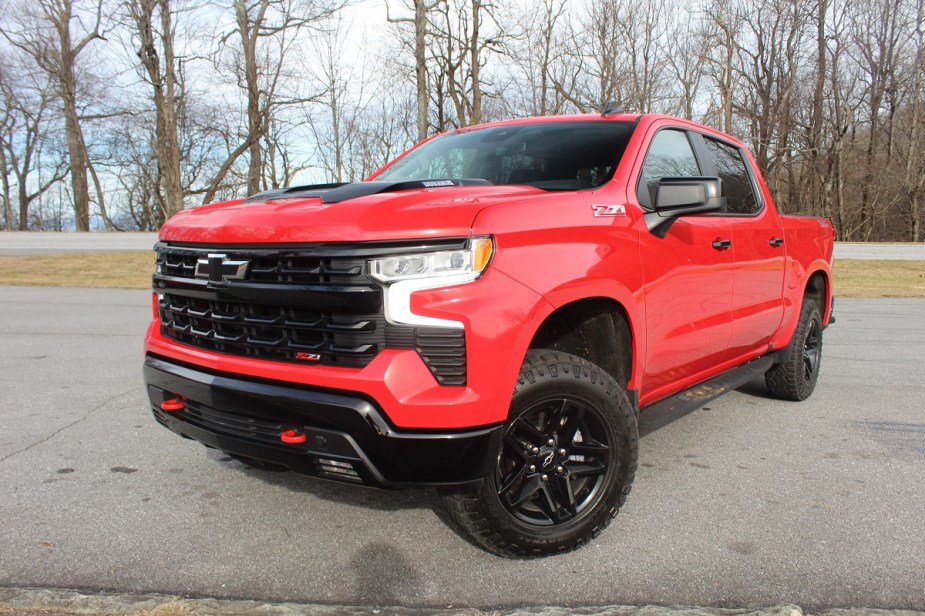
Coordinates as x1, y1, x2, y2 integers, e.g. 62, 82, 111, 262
376, 121, 637, 191
703, 137, 761, 214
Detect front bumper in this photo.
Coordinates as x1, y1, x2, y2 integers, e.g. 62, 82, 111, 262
144, 355, 502, 488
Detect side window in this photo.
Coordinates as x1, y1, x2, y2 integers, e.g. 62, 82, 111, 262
703, 138, 760, 214
638, 129, 701, 208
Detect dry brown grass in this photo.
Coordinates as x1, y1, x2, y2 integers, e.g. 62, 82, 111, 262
833, 259, 925, 298
1, 252, 924, 298
0, 252, 154, 289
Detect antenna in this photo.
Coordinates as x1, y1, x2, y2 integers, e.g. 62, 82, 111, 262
601, 101, 623, 116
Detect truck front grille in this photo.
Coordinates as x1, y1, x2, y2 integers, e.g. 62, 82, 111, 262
153, 242, 467, 384
159, 293, 382, 367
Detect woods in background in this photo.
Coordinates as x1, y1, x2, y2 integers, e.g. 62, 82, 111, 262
0, 0, 923, 240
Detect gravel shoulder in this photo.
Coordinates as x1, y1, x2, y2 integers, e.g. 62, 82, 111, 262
2, 588, 923, 616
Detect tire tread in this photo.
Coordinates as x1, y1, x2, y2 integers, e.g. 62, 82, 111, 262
443, 350, 638, 558
766, 301, 823, 401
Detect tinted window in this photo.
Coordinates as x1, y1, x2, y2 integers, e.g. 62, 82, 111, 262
703, 138, 760, 214
638, 130, 701, 207
376, 121, 636, 191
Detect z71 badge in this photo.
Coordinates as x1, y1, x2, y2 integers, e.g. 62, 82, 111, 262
591, 204, 626, 217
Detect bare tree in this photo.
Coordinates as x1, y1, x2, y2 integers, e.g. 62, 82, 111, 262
902, 0, 924, 240
822, 0, 861, 237
616, 0, 672, 113
1, 0, 106, 230
126, 0, 185, 222
733, 0, 809, 202
202, 0, 343, 202
497, 0, 570, 117
571, 0, 625, 112
850, 0, 912, 238
0, 57, 69, 230
306, 17, 364, 182
427, 0, 502, 128
387, 0, 439, 141
703, 0, 745, 133
665, 15, 708, 120
0, 60, 13, 229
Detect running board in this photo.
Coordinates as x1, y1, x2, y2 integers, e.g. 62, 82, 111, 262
638, 356, 774, 436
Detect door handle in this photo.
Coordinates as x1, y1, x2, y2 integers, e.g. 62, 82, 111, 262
712, 239, 733, 250
769, 237, 784, 247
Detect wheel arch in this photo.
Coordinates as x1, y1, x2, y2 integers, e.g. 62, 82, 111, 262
770, 262, 832, 357
527, 296, 635, 397
804, 268, 831, 324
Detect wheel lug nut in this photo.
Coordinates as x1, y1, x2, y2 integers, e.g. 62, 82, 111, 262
531, 446, 539, 454
529, 465, 536, 473
556, 465, 564, 473
559, 448, 567, 456
547, 439, 555, 446
541, 474, 548, 482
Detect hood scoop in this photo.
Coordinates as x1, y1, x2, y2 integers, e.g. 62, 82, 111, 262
245, 178, 492, 205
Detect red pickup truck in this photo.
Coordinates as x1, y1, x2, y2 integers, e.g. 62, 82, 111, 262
144, 112, 835, 557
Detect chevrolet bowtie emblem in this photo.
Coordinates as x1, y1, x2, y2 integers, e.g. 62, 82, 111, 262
194, 254, 249, 284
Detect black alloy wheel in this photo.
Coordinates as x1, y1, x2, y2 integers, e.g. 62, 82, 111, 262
442, 350, 638, 558
802, 318, 820, 382
496, 397, 613, 527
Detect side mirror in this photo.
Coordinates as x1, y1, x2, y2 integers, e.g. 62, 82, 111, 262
645, 176, 726, 237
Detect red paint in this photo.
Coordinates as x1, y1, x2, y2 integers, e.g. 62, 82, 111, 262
160, 398, 185, 412
280, 430, 307, 444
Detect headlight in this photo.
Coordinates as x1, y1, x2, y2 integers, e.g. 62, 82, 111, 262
369, 236, 494, 329
369, 237, 493, 283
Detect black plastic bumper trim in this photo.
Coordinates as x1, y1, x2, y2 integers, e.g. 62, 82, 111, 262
143, 355, 501, 488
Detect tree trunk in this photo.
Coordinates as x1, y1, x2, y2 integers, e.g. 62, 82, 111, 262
235, 0, 266, 196
810, 0, 828, 218
906, 0, 924, 241
469, 0, 481, 125
157, 0, 184, 217
52, 0, 91, 230
414, 0, 428, 141
60, 76, 91, 231
49, 0, 99, 231
0, 139, 10, 229
722, 26, 734, 134
18, 171, 29, 231
134, 0, 185, 221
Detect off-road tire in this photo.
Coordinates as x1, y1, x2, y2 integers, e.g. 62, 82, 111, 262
766, 300, 823, 401
442, 350, 638, 558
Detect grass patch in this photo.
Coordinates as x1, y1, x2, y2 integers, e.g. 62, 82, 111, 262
0, 252, 154, 289
1, 252, 924, 298
834, 259, 925, 298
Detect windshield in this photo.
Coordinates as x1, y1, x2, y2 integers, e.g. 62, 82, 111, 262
375, 121, 637, 191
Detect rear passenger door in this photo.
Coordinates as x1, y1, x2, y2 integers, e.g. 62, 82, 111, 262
697, 135, 786, 355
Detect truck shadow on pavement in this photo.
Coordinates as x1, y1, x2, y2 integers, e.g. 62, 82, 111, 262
208, 450, 437, 511
206, 450, 499, 553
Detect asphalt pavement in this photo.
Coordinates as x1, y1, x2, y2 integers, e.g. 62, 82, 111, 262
0, 287, 922, 610
0, 232, 158, 255
833, 242, 925, 260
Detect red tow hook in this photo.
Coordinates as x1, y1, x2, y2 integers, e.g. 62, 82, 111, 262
280, 430, 307, 444
160, 397, 186, 412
